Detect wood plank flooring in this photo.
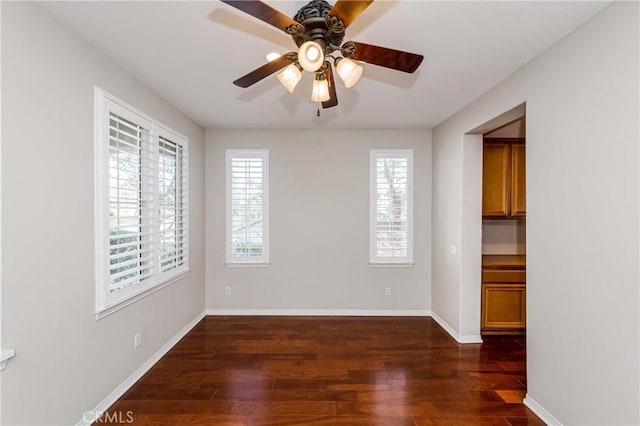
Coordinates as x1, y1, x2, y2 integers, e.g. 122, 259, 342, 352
99, 316, 543, 425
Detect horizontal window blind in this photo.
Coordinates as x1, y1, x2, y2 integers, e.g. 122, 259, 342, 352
158, 136, 188, 273
371, 150, 413, 264
108, 112, 156, 290
226, 150, 269, 264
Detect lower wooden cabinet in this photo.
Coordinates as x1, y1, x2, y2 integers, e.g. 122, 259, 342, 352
481, 256, 526, 335
481, 283, 526, 334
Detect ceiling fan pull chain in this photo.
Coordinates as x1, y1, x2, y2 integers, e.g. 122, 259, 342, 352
316, 82, 321, 117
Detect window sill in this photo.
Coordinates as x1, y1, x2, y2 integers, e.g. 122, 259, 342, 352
0, 349, 15, 371
95, 269, 190, 320
370, 262, 414, 268
225, 262, 270, 268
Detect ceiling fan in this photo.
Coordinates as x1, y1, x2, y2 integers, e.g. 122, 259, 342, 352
221, 0, 424, 113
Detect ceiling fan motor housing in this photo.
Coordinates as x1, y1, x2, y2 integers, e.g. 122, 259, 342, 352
290, 0, 345, 52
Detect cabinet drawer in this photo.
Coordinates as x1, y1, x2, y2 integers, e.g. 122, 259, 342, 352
482, 269, 525, 283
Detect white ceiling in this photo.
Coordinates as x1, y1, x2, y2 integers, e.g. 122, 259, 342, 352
39, 1, 610, 129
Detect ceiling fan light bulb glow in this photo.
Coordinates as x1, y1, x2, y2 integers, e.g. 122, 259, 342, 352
276, 64, 302, 93
266, 52, 281, 62
298, 41, 325, 72
336, 58, 363, 88
311, 78, 330, 102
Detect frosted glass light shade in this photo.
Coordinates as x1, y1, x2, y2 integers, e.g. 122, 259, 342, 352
265, 52, 281, 62
336, 58, 363, 88
311, 79, 330, 102
298, 41, 324, 72
276, 64, 302, 93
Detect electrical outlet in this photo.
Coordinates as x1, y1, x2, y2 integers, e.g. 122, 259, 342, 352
385, 287, 391, 296
448, 245, 457, 255
224, 286, 231, 296
134, 332, 142, 349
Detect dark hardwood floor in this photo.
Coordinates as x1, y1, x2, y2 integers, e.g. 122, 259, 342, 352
100, 316, 543, 425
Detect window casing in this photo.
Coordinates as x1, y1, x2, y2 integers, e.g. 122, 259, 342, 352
370, 149, 414, 265
226, 149, 269, 265
95, 88, 189, 317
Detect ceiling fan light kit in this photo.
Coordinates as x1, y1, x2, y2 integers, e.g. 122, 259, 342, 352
298, 40, 326, 72
277, 64, 303, 93
335, 57, 363, 88
265, 52, 281, 62
311, 75, 331, 102
222, 0, 424, 113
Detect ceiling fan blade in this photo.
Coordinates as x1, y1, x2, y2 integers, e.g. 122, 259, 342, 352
328, 0, 374, 28
351, 41, 423, 73
233, 54, 294, 88
322, 64, 338, 109
220, 0, 303, 33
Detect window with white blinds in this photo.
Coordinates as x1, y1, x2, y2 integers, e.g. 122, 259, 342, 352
158, 135, 188, 273
95, 88, 189, 317
108, 112, 155, 289
226, 150, 269, 264
370, 150, 413, 264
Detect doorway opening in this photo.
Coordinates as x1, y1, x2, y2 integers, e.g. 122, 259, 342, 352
480, 117, 527, 337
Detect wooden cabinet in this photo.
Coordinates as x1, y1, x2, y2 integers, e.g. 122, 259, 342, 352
511, 143, 526, 217
482, 139, 525, 218
482, 143, 511, 216
481, 256, 526, 335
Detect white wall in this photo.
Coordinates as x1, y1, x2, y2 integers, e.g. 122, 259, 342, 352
1, 3, 205, 425
485, 117, 525, 138
432, 2, 639, 424
460, 134, 483, 339
432, 128, 462, 332
206, 129, 431, 313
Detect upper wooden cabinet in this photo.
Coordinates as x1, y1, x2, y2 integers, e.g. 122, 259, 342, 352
511, 143, 526, 217
482, 139, 525, 218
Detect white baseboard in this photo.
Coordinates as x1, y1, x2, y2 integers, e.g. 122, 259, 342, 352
524, 394, 562, 425
205, 308, 431, 317
76, 310, 206, 426
430, 311, 483, 344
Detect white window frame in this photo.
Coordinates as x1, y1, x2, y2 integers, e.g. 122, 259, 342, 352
370, 149, 414, 266
226, 149, 269, 266
94, 87, 189, 319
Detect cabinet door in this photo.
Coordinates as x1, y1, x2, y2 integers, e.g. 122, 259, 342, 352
481, 283, 526, 333
511, 143, 526, 217
482, 143, 511, 217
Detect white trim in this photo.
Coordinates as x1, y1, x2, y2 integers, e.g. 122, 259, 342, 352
225, 262, 270, 268
225, 149, 269, 265
95, 270, 190, 320
206, 309, 431, 317
0, 349, 15, 372
76, 310, 206, 426
94, 87, 109, 315
524, 394, 562, 426
369, 262, 414, 268
431, 311, 483, 344
369, 149, 414, 265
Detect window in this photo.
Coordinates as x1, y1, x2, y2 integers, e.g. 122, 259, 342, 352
226, 150, 269, 265
370, 149, 413, 265
95, 88, 189, 317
